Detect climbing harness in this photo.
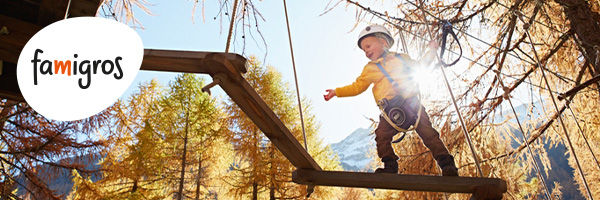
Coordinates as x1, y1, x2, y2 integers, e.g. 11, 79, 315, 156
375, 54, 423, 143
439, 20, 462, 67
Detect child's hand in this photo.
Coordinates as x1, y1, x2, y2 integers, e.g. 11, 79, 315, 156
427, 40, 439, 49
324, 89, 336, 101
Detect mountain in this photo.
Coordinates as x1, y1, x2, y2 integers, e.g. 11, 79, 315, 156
16, 154, 102, 199
330, 127, 376, 172
500, 102, 584, 199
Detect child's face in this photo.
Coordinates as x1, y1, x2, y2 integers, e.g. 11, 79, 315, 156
360, 36, 388, 61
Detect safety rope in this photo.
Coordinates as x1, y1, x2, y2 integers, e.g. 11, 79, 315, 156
415, 0, 484, 177
564, 99, 600, 172
518, 12, 594, 200
64, 0, 72, 19
346, 1, 582, 182
494, 69, 553, 200
282, 0, 309, 151
346, 0, 564, 98
225, 0, 239, 53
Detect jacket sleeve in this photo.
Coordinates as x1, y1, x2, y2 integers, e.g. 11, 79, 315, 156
417, 49, 437, 67
334, 66, 372, 97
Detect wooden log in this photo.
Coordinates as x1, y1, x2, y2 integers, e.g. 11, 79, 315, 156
293, 169, 507, 196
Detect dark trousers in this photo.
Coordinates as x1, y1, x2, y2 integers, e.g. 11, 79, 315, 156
375, 107, 450, 161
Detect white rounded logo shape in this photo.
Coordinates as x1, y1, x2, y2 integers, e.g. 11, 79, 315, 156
17, 17, 143, 121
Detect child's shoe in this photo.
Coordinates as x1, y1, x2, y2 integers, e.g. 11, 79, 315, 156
436, 155, 459, 176
375, 156, 398, 173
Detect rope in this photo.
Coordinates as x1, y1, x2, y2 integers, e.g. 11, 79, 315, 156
564, 99, 600, 172
225, 0, 239, 53
519, 13, 594, 200
416, 0, 484, 177
365, 0, 579, 86
494, 70, 553, 199
346, 0, 423, 25
346, 0, 566, 96
345, 1, 586, 180
64, 0, 72, 19
495, 1, 565, 34
282, 0, 308, 151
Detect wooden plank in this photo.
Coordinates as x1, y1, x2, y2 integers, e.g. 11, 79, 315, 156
213, 63, 321, 170
0, 0, 41, 24
292, 169, 507, 195
0, 0, 101, 64
140, 49, 321, 170
0, 61, 25, 102
37, 0, 69, 26
37, 0, 103, 26
69, 0, 103, 17
0, 14, 43, 64
141, 49, 247, 74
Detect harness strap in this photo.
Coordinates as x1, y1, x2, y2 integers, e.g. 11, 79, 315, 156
374, 54, 423, 142
439, 20, 462, 67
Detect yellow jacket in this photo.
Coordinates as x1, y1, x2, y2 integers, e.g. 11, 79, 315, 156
335, 51, 434, 102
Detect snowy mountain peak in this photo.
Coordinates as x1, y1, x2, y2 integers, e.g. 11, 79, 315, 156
330, 127, 376, 172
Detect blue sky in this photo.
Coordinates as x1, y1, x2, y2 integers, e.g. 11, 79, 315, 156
121, 0, 382, 144
119, 0, 540, 145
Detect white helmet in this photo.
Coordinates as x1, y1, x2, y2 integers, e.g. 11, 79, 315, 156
358, 24, 394, 49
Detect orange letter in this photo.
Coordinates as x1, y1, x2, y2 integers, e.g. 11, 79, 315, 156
54, 60, 72, 76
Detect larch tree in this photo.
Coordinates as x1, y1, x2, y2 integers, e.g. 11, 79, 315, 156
69, 80, 168, 199
223, 56, 342, 200
0, 98, 113, 199
151, 74, 230, 200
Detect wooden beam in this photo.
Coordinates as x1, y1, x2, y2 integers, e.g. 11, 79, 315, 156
69, 0, 103, 17
37, 0, 102, 26
0, 14, 43, 64
0, 0, 102, 64
141, 49, 321, 170
0, 0, 41, 24
141, 49, 247, 74
293, 169, 507, 195
37, 0, 70, 26
0, 61, 24, 102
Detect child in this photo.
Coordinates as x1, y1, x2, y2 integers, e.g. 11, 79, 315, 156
324, 24, 458, 176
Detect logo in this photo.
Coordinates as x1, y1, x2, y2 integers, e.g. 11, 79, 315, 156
17, 17, 143, 121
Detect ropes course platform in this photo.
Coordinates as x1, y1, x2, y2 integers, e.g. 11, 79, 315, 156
142, 49, 508, 199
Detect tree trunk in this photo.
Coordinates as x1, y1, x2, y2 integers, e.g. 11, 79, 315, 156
252, 181, 258, 200
177, 113, 190, 200
555, 0, 600, 73
252, 130, 259, 200
132, 179, 138, 193
195, 155, 202, 200
269, 146, 275, 200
